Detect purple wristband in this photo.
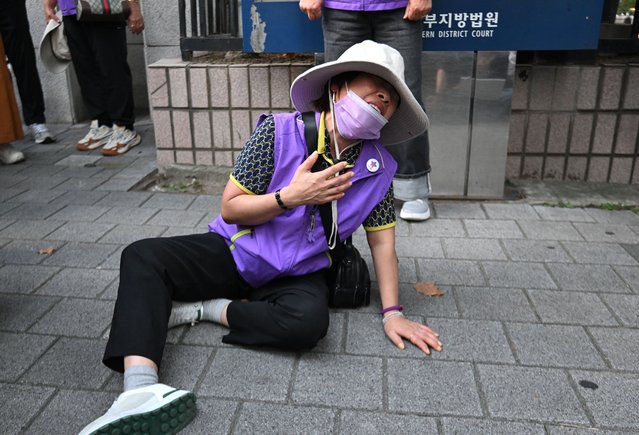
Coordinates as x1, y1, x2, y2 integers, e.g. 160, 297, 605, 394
380, 304, 403, 316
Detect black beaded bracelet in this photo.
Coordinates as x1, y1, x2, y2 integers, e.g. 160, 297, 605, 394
275, 189, 287, 210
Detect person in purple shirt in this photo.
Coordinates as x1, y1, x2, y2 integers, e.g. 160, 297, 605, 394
43, 0, 144, 156
301, 0, 435, 222
76, 41, 442, 435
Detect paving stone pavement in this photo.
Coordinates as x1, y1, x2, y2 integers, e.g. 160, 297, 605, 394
1, 120, 639, 434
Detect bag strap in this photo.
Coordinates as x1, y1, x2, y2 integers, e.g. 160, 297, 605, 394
301, 112, 349, 248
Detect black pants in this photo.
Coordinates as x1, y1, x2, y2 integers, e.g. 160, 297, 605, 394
62, 16, 135, 129
103, 233, 330, 373
0, 0, 46, 125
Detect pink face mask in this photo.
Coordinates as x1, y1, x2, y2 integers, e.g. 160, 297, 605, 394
331, 84, 388, 141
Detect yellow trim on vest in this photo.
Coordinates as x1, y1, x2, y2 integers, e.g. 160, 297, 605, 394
230, 175, 256, 195
363, 221, 397, 232
228, 228, 253, 251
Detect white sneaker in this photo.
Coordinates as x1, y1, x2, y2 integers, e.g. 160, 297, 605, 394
29, 123, 55, 144
101, 125, 141, 156
77, 383, 196, 435
399, 199, 431, 221
0, 143, 25, 165
76, 120, 113, 151
168, 301, 204, 329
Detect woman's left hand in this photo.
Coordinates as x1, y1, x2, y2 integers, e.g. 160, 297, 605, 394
384, 315, 442, 355
127, 2, 145, 34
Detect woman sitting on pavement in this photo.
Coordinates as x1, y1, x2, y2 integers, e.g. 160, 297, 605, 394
79, 40, 443, 435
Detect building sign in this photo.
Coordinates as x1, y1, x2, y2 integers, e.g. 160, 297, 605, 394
243, 0, 603, 53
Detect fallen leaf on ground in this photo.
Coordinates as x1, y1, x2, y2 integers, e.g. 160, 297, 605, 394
38, 246, 56, 255
414, 281, 444, 297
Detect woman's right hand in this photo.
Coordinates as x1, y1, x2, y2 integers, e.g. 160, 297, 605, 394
279, 152, 354, 208
299, 0, 323, 20
44, 0, 59, 22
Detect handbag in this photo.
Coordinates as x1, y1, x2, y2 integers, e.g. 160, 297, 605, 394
302, 112, 371, 308
76, 0, 131, 22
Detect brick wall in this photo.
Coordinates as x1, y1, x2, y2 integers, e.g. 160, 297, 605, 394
507, 64, 639, 184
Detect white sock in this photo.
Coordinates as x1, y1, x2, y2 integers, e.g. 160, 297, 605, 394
201, 298, 231, 324
123, 365, 158, 392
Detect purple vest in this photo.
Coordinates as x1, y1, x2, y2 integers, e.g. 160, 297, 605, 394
209, 112, 397, 288
323, 0, 407, 12
58, 0, 77, 16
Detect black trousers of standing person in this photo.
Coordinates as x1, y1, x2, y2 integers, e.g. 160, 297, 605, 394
0, 0, 46, 125
103, 233, 330, 373
62, 16, 135, 130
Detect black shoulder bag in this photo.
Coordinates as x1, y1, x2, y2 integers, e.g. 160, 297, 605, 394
302, 112, 371, 308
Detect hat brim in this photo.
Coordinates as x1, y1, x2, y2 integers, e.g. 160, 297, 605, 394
39, 18, 71, 74
290, 59, 428, 145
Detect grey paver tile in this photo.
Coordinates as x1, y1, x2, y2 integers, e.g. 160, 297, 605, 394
0, 240, 66, 265
395, 236, 444, 258
483, 203, 540, 220
0, 174, 27, 188
455, 286, 538, 322
432, 201, 486, 219
157, 344, 214, 391
0, 187, 26, 202
99, 279, 119, 300
160, 226, 205, 237
0, 294, 60, 331
442, 238, 506, 260
47, 205, 111, 222
42, 242, 120, 268
621, 243, 639, 263
47, 221, 115, 242
30, 298, 114, 338
52, 190, 109, 206
55, 154, 102, 167
11, 176, 68, 191
569, 370, 639, 429
442, 417, 546, 434
0, 264, 60, 294
95, 178, 144, 192
589, 328, 639, 371
573, 223, 639, 243
519, 221, 584, 241
97, 224, 167, 245
410, 219, 466, 237
346, 313, 427, 358
533, 205, 595, 222
394, 283, 459, 318
21, 338, 111, 388
387, 359, 481, 415
0, 332, 57, 382
0, 201, 20, 216
1, 202, 66, 220
54, 177, 106, 191
311, 312, 345, 354
0, 384, 56, 435
483, 261, 557, 289
365, 255, 418, 285
562, 242, 638, 265
180, 322, 230, 347
199, 348, 294, 401
142, 193, 196, 210
613, 265, 639, 293
147, 210, 207, 227
95, 206, 159, 225
7, 189, 66, 204
506, 323, 606, 369
416, 259, 486, 286
547, 427, 627, 435
94, 191, 152, 207
528, 290, 618, 326
547, 264, 632, 293
98, 245, 126, 269
584, 209, 639, 225
187, 194, 222, 213
0, 219, 64, 240
478, 364, 589, 424
0, 219, 14, 231
182, 398, 237, 435
464, 219, 524, 239
502, 239, 573, 263
600, 293, 639, 326
54, 166, 106, 179
341, 410, 437, 434
293, 353, 382, 409
428, 318, 515, 363
235, 402, 336, 434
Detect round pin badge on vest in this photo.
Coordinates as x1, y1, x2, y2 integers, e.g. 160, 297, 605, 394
366, 158, 380, 173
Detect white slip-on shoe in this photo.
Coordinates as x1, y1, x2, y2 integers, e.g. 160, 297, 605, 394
76, 120, 113, 151
77, 383, 196, 435
101, 125, 141, 156
399, 198, 431, 221
0, 143, 25, 165
168, 301, 204, 329
29, 123, 55, 144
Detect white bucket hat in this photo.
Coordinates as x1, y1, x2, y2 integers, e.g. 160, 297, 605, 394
39, 12, 71, 74
290, 40, 429, 146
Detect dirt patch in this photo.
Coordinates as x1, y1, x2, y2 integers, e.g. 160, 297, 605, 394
193, 51, 314, 65
138, 165, 233, 195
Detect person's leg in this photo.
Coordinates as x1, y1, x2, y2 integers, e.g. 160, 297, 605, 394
322, 8, 373, 62
0, 0, 53, 143
372, 9, 432, 220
